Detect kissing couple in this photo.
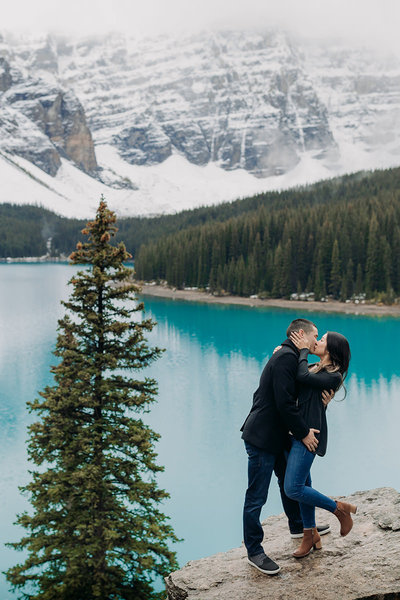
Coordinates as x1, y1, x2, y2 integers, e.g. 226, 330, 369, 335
240, 318, 355, 575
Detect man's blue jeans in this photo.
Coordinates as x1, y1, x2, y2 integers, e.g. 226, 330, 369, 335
284, 437, 337, 528
243, 440, 303, 557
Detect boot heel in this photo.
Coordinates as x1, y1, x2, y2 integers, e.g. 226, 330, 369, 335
349, 504, 357, 514
314, 540, 322, 550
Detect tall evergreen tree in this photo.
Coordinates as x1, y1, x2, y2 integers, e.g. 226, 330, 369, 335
365, 214, 380, 295
314, 263, 324, 301
380, 235, 392, 293
329, 239, 341, 298
6, 199, 178, 600
355, 263, 364, 295
340, 258, 354, 301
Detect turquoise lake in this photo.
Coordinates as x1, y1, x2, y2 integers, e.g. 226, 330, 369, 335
0, 264, 399, 597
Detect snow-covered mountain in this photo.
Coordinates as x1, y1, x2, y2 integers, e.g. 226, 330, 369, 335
1, 30, 400, 218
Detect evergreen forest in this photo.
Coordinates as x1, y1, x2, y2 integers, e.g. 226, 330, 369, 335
2, 166, 400, 301
134, 167, 400, 302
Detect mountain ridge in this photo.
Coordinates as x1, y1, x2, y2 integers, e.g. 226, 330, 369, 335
1, 30, 400, 217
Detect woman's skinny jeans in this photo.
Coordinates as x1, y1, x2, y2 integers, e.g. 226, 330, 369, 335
284, 437, 337, 529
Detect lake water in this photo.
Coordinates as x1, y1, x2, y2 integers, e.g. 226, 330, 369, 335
0, 264, 399, 597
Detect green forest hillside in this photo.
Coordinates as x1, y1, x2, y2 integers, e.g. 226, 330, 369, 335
2, 166, 400, 302
1, 166, 398, 258
134, 167, 400, 302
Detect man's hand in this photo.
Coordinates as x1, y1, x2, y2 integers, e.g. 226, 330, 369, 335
302, 428, 320, 452
322, 389, 335, 407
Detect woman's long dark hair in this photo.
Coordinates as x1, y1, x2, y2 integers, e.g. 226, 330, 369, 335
309, 331, 351, 398
326, 332, 351, 381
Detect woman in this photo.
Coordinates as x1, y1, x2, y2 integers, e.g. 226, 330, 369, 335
283, 330, 355, 558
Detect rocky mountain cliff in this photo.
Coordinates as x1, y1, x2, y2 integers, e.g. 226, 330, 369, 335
1, 30, 400, 217
166, 487, 400, 600
0, 48, 97, 177
65, 30, 336, 179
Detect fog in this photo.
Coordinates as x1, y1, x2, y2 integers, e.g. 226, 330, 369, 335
2, 0, 400, 55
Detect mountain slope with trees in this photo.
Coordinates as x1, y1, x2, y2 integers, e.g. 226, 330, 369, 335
2, 167, 400, 301
134, 168, 400, 302
2, 166, 400, 260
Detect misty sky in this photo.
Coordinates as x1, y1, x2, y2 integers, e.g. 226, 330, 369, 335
2, 0, 400, 54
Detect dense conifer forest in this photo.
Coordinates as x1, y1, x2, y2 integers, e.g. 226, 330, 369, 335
0, 168, 396, 257
0, 204, 83, 257
134, 167, 400, 301
2, 166, 400, 301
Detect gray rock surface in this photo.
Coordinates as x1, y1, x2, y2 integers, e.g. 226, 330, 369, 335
48, 30, 400, 179
0, 102, 61, 175
0, 33, 97, 177
0, 57, 12, 92
63, 30, 336, 178
4, 79, 97, 175
2, 30, 400, 203
166, 487, 400, 600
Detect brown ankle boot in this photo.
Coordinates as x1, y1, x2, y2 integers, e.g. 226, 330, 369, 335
334, 500, 357, 536
292, 528, 322, 558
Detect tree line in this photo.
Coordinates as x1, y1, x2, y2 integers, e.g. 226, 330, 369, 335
2, 166, 400, 259
135, 172, 400, 302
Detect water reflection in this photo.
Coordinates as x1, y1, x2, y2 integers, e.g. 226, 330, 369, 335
142, 296, 396, 381
0, 265, 78, 598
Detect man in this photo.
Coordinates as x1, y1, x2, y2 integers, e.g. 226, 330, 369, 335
241, 318, 331, 575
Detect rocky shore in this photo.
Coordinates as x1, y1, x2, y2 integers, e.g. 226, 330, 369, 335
166, 487, 400, 600
139, 283, 400, 318
0, 255, 68, 263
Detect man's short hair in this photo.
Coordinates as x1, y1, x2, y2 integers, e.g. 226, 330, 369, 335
286, 318, 316, 337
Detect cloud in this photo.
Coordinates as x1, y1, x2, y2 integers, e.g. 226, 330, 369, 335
2, 0, 400, 54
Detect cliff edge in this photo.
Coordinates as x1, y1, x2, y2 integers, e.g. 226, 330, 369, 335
166, 487, 400, 600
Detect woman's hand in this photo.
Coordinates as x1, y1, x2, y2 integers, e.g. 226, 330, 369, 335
322, 389, 335, 406
290, 331, 311, 350
273, 345, 282, 354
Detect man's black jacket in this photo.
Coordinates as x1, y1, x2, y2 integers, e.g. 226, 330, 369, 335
240, 339, 309, 453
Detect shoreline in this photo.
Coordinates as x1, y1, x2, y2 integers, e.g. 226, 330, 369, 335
0, 256, 68, 264
138, 283, 400, 317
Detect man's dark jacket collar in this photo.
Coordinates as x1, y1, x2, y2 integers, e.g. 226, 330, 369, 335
281, 338, 300, 356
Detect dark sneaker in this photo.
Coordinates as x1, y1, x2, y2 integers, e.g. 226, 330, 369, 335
247, 553, 281, 575
290, 524, 331, 539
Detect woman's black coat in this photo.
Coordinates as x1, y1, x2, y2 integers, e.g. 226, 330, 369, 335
296, 348, 342, 457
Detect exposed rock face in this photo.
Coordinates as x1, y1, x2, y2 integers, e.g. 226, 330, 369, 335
166, 488, 400, 600
0, 102, 61, 175
4, 80, 97, 175
1, 30, 342, 179
57, 90, 97, 173
30, 36, 59, 74
72, 31, 336, 178
2, 29, 400, 210
45, 29, 400, 179
0, 57, 12, 92
115, 123, 172, 165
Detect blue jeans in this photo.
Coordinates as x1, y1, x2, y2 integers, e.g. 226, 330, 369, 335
243, 441, 303, 556
284, 437, 337, 528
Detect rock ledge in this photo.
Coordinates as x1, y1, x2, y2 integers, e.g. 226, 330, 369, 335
166, 487, 400, 600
